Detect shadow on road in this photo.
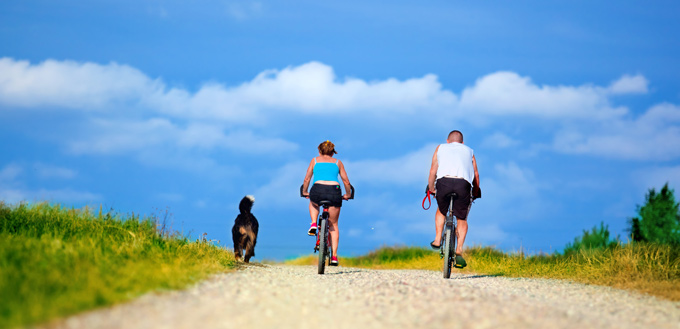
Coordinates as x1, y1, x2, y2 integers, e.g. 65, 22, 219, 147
325, 270, 365, 275
453, 274, 501, 280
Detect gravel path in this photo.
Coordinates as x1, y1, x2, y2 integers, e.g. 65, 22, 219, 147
45, 264, 680, 329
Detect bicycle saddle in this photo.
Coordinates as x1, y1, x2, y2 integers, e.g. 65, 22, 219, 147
446, 192, 459, 200
318, 200, 333, 207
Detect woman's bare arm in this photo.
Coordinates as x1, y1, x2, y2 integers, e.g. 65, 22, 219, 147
301, 159, 315, 197
338, 160, 352, 199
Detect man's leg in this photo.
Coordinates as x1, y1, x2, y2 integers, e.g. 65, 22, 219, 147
433, 208, 445, 246
456, 219, 468, 255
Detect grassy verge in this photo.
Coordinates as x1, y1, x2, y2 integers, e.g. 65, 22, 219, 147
0, 202, 236, 328
287, 244, 680, 301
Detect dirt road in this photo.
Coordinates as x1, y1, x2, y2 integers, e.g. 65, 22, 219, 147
45, 264, 680, 329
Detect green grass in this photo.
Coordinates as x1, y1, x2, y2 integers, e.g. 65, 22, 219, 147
0, 202, 236, 328
288, 244, 680, 301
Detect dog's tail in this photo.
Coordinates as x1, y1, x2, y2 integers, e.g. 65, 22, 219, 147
239, 195, 255, 214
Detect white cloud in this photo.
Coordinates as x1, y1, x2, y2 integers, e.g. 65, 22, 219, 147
481, 132, 519, 149
181, 128, 298, 154
1, 163, 75, 183
68, 118, 174, 154
151, 61, 455, 119
4, 56, 676, 163
458, 71, 628, 120
491, 161, 538, 197
253, 161, 308, 209
0, 58, 456, 120
1, 58, 655, 125
607, 74, 649, 95
67, 118, 298, 155
0, 163, 23, 182
0, 163, 99, 204
156, 193, 184, 202
227, 1, 263, 20
231, 62, 456, 113
348, 144, 437, 186
634, 165, 680, 193
553, 103, 680, 160
477, 161, 547, 222
466, 223, 511, 246
0, 57, 160, 110
34, 163, 77, 179
32, 188, 101, 203
0, 189, 26, 204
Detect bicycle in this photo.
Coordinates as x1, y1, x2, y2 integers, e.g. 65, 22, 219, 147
440, 192, 458, 279
300, 184, 354, 274
425, 184, 480, 279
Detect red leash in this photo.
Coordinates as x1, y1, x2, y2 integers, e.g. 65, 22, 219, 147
422, 190, 432, 210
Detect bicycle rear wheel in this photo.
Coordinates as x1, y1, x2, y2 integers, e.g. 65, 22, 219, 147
317, 217, 328, 274
442, 225, 453, 278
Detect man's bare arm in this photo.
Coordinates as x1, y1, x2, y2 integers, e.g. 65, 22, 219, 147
472, 155, 480, 187
428, 145, 440, 193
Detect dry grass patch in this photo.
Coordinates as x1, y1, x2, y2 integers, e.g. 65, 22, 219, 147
288, 244, 680, 301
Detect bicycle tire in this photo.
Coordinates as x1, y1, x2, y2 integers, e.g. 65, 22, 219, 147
327, 227, 333, 266
317, 217, 328, 274
442, 225, 453, 278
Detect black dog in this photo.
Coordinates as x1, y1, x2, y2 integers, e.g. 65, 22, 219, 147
231, 195, 258, 262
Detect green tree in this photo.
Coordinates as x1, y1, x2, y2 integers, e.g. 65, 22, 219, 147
563, 222, 618, 255
629, 183, 680, 244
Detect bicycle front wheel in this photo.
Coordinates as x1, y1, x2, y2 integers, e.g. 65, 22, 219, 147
442, 225, 453, 278
317, 217, 328, 274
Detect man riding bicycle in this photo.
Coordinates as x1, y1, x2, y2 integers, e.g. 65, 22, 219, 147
427, 130, 480, 268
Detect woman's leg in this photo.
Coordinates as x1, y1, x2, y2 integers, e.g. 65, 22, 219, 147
309, 201, 319, 224
328, 206, 341, 257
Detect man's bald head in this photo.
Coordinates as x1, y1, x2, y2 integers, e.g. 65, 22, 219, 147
447, 130, 463, 143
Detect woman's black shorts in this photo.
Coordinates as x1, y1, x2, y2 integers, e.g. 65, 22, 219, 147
435, 177, 472, 220
309, 184, 343, 208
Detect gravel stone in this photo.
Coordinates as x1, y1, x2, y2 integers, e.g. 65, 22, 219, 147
42, 264, 680, 329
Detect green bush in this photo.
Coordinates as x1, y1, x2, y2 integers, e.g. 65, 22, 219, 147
563, 222, 618, 255
630, 183, 680, 244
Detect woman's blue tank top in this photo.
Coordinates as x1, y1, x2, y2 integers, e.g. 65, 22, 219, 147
313, 159, 340, 183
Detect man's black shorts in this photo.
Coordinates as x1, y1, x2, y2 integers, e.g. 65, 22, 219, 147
310, 183, 343, 208
435, 177, 472, 220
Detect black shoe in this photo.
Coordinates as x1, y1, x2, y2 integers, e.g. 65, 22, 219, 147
454, 254, 467, 268
430, 241, 440, 250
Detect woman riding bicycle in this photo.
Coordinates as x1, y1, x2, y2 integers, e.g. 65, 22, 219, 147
301, 140, 352, 266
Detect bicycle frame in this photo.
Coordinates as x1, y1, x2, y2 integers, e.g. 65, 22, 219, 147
314, 202, 333, 274
314, 206, 331, 253
440, 195, 457, 278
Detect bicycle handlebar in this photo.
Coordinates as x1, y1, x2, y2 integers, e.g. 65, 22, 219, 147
300, 184, 355, 200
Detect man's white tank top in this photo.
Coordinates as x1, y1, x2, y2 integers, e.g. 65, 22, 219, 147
436, 142, 474, 184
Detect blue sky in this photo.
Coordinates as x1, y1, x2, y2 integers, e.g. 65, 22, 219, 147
1, 0, 679, 260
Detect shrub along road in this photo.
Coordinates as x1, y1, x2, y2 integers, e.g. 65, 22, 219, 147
43, 265, 679, 329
